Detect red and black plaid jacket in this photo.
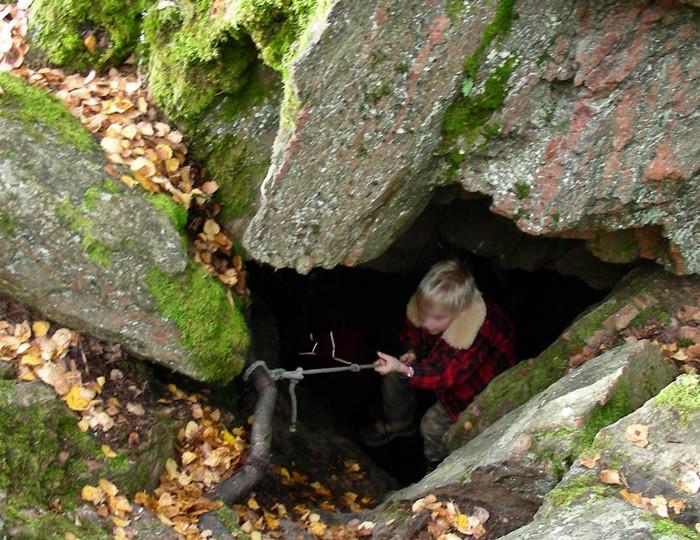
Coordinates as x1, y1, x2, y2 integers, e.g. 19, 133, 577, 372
399, 296, 518, 421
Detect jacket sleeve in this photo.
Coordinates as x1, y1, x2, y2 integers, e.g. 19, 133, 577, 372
398, 317, 422, 355
406, 343, 484, 390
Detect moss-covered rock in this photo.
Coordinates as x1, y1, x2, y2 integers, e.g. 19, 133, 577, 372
145, 261, 250, 382
445, 266, 699, 450
0, 381, 172, 539
140, 0, 317, 126
503, 374, 700, 539
27, 0, 153, 71
188, 64, 281, 227
0, 72, 249, 383
0, 72, 96, 152
140, 0, 327, 231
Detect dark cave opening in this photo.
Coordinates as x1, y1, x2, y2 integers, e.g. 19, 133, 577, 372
247, 257, 613, 487
245, 187, 637, 488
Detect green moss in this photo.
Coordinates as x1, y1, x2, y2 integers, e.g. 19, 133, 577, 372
28, 0, 152, 70
55, 196, 114, 268
514, 181, 531, 200
0, 72, 95, 151
140, 0, 258, 124
229, 0, 321, 77
546, 474, 612, 508
446, 0, 466, 24
0, 208, 16, 236
366, 82, 392, 103
435, 0, 516, 179
654, 374, 700, 428
205, 135, 263, 222
143, 192, 188, 234
144, 261, 249, 382
0, 381, 114, 539
571, 383, 633, 458
141, 0, 322, 125
645, 515, 700, 539
463, 0, 515, 79
82, 186, 103, 211
57, 188, 121, 267
101, 178, 122, 193
213, 505, 251, 538
629, 305, 672, 328
536, 49, 552, 66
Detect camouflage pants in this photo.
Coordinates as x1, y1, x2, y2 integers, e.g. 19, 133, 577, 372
419, 400, 454, 462
382, 374, 454, 462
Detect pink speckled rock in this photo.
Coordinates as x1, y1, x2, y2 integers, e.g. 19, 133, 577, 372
243, 0, 699, 275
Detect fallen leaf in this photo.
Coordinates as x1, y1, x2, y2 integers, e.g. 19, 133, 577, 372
600, 469, 623, 485
65, 385, 95, 411
32, 321, 50, 337
579, 452, 601, 469
624, 424, 649, 448
101, 444, 117, 458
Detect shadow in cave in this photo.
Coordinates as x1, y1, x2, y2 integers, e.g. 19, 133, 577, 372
247, 255, 611, 488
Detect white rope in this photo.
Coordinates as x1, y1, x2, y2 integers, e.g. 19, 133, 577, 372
245, 360, 375, 432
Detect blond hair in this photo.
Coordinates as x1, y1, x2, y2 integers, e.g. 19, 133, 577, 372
416, 260, 477, 314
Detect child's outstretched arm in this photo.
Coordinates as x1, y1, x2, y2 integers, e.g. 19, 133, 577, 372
373, 351, 412, 376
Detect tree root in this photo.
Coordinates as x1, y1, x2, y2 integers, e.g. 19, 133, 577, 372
199, 361, 278, 537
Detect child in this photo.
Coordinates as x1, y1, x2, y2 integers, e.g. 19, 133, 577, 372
361, 260, 517, 470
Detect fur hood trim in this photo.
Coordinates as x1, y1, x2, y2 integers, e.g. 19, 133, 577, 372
406, 290, 486, 350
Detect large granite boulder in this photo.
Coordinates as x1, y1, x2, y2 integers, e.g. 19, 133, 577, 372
0, 72, 248, 383
445, 266, 700, 450
243, 0, 699, 275
392, 340, 676, 503
499, 374, 700, 539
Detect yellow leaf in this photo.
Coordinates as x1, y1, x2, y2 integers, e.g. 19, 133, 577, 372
65, 385, 95, 411
21, 353, 42, 366
101, 444, 117, 458
77, 418, 90, 432
98, 478, 118, 497
119, 175, 137, 188
181, 451, 197, 465
18, 370, 36, 381
83, 34, 97, 54
130, 156, 156, 177
155, 143, 173, 160
264, 510, 280, 530
184, 420, 199, 439
247, 497, 259, 510
32, 321, 50, 337
624, 424, 649, 448
81, 485, 103, 504
165, 458, 178, 478
112, 515, 130, 527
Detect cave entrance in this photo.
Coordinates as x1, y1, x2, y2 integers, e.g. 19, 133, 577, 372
246, 195, 630, 487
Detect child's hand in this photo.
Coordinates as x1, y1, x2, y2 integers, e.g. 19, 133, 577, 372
374, 351, 410, 375
399, 351, 417, 365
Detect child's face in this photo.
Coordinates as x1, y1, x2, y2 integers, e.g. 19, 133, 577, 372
418, 303, 459, 335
